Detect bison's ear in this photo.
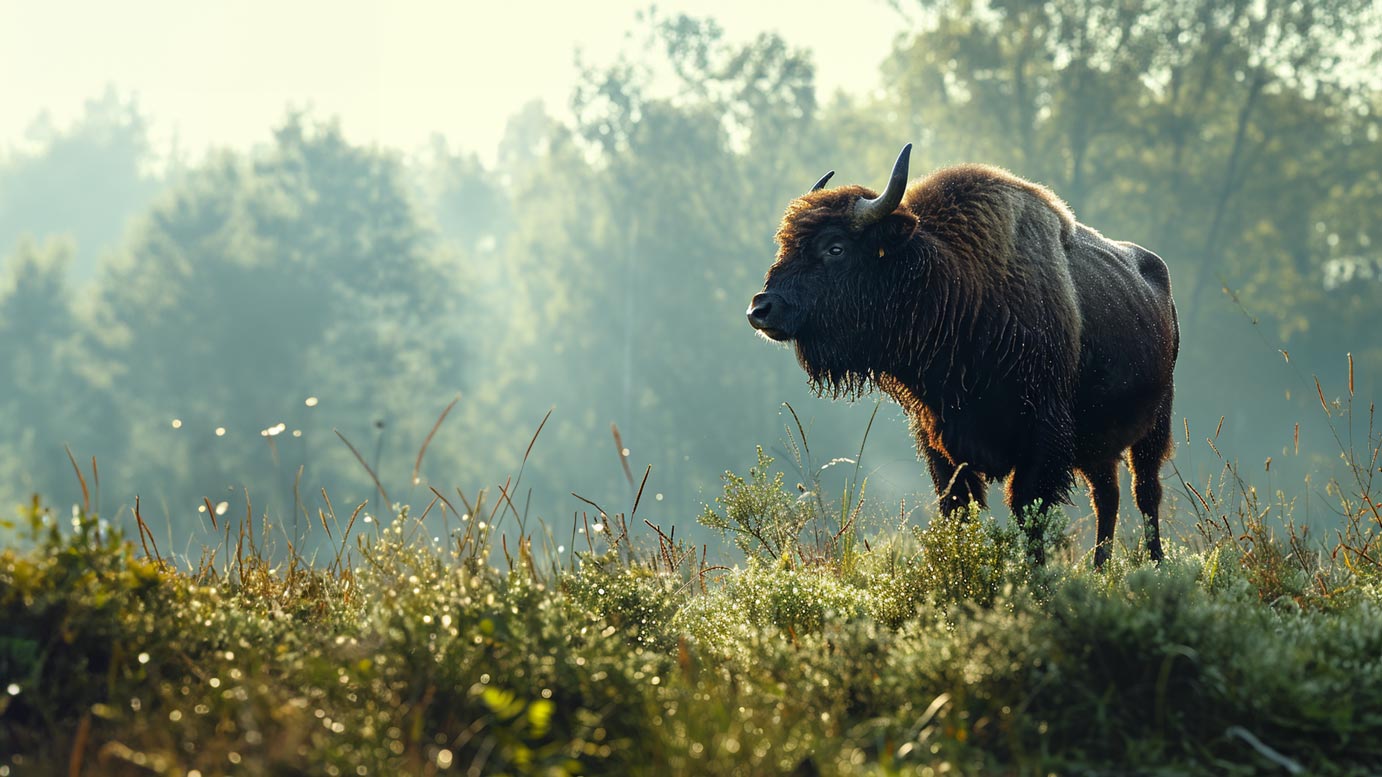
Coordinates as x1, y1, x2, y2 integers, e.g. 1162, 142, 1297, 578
872, 210, 919, 253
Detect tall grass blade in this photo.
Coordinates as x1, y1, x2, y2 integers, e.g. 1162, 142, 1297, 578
612, 423, 635, 488
64, 445, 89, 515
336, 428, 389, 506
414, 394, 460, 486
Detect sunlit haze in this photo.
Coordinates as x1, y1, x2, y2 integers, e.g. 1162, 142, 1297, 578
1, 0, 902, 161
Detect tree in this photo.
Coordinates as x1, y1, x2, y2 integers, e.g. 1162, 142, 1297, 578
0, 238, 108, 509
880, 0, 1382, 482
87, 116, 470, 535
0, 87, 164, 283
419, 135, 513, 255
466, 13, 914, 525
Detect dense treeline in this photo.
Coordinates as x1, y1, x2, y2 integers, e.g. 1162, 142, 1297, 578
1, 1, 1379, 549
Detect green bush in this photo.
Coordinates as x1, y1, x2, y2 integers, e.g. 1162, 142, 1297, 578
4, 461, 1382, 776
698, 446, 813, 563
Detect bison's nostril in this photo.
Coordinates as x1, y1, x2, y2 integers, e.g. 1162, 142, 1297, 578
747, 292, 776, 326
748, 292, 789, 337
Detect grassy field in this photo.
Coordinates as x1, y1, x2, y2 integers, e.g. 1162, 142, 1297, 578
2, 408, 1381, 776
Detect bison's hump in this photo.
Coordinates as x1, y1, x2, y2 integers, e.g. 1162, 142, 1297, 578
904, 164, 1076, 267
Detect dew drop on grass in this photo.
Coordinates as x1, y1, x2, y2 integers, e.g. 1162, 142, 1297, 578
137, 653, 149, 665
6, 683, 19, 696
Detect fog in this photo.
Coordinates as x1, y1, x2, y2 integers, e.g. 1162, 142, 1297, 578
2, 0, 1379, 557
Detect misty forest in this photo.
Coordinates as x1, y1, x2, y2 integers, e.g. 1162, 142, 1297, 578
4, 2, 1382, 774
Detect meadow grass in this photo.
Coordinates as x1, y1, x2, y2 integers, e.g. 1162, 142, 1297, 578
2, 397, 1381, 775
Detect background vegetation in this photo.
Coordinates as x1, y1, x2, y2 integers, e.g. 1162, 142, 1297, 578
1, 1, 1379, 554
3, 1, 1382, 772
2, 400, 1379, 774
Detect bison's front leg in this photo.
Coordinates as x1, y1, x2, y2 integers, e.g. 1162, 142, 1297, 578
922, 444, 987, 517
1005, 410, 1078, 564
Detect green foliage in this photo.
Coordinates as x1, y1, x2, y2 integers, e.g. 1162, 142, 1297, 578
698, 446, 810, 561
0, 503, 173, 741
0, 238, 105, 502
5, 461, 1382, 776
0, 501, 667, 775
3, 6, 1382, 771
2, 0, 1380, 540
562, 550, 682, 651
78, 115, 469, 522
910, 504, 1029, 609
0, 88, 162, 282
674, 558, 869, 656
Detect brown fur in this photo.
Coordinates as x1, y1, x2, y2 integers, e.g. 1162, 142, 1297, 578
752, 160, 1178, 566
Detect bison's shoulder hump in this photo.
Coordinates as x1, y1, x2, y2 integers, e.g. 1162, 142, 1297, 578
905, 164, 1076, 252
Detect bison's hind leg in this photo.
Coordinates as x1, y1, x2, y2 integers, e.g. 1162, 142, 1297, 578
1081, 460, 1120, 568
1128, 392, 1174, 563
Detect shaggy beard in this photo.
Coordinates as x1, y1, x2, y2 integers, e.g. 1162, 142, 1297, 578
794, 337, 878, 400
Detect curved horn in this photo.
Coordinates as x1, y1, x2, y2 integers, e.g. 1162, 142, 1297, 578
809, 170, 835, 193
850, 143, 912, 229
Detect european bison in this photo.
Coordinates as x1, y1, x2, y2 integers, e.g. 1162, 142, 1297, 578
747, 145, 1179, 566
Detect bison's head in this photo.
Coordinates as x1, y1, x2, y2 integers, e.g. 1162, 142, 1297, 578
747, 144, 920, 396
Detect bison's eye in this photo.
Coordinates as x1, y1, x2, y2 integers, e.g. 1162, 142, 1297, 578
826, 244, 845, 259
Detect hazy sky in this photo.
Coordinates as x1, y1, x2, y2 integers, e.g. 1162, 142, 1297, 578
1, 0, 903, 162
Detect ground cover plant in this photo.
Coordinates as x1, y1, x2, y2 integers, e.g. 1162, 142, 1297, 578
2, 391, 1381, 776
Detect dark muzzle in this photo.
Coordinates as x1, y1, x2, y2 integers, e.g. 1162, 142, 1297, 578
746, 292, 792, 341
